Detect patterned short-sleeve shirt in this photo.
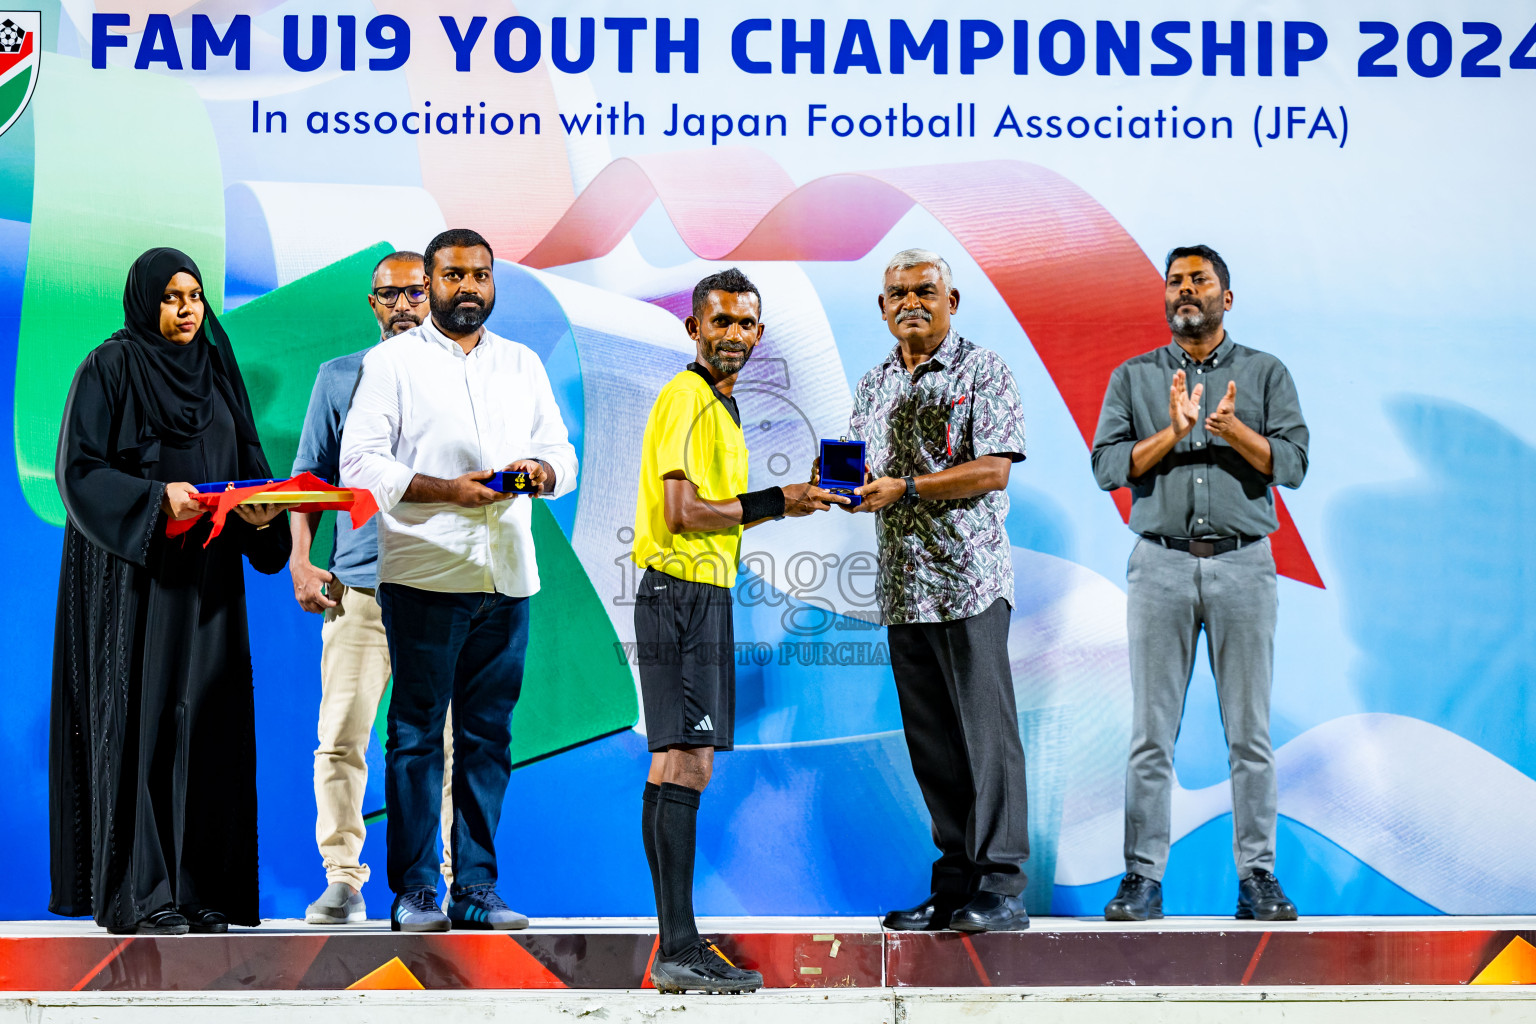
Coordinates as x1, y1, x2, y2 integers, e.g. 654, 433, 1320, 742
849, 331, 1026, 625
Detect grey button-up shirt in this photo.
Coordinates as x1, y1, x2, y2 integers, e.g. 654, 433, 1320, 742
850, 331, 1027, 625
1091, 334, 1308, 539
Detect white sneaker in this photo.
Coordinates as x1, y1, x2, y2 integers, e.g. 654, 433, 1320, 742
305, 882, 366, 924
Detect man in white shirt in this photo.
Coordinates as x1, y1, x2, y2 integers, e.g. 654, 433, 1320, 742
292, 250, 458, 927
339, 228, 578, 933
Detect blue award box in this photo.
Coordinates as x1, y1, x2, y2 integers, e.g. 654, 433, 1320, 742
486, 469, 541, 494
196, 478, 276, 492
819, 439, 865, 508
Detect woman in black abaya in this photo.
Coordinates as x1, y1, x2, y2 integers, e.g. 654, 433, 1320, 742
50, 248, 290, 935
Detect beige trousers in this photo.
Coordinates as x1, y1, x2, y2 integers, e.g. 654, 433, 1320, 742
315, 583, 453, 889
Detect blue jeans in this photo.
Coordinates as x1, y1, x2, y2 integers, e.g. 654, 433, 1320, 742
378, 583, 529, 894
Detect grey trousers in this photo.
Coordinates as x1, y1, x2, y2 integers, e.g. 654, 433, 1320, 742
889, 598, 1030, 897
1123, 537, 1278, 881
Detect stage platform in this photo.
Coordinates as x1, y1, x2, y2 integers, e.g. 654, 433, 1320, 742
2, 915, 1534, 993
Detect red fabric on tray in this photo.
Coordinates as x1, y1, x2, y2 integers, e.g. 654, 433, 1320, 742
164, 471, 379, 546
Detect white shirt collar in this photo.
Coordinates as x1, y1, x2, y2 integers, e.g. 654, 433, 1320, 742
419, 315, 492, 355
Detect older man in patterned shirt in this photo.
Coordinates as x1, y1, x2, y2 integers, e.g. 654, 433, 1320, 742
844, 248, 1031, 933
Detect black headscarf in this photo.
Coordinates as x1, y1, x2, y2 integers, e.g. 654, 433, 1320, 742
113, 247, 271, 475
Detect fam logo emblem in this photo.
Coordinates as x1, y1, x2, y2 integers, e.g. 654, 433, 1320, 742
0, 11, 40, 140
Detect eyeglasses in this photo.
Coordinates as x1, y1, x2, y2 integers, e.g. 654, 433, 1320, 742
373, 286, 427, 306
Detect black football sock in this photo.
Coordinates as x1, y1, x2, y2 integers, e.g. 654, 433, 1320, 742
641, 783, 662, 916
655, 782, 702, 958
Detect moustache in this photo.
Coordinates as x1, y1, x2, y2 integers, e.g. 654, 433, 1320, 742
896, 308, 932, 323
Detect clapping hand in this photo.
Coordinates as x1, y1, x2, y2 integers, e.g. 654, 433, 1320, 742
1169, 369, 1204, 439
1204, 381, 1240, 440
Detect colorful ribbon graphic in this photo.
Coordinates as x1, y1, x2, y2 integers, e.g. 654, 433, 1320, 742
513, 151, 1321, 586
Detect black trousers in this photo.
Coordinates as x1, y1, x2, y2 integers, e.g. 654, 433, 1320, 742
888, 598, 1030, 898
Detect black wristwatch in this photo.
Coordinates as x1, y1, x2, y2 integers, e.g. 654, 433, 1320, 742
903, 475, 919, 503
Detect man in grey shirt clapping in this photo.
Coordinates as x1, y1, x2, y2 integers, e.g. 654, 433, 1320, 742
1091, 245, 1308, 923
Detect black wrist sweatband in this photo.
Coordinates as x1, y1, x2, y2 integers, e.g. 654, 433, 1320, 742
737, 486, 786, 524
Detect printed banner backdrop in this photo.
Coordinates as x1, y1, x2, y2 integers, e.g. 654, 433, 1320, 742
0, 0, 1532, 920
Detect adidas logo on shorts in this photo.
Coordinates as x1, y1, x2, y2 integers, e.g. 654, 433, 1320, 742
694, 715, 713, 731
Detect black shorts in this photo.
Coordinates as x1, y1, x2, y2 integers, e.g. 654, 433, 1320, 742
633, 566, 735, 752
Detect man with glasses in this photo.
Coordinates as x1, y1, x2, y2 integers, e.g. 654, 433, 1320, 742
291, 250, 454, 924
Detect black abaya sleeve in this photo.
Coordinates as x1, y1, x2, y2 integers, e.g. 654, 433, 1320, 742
55, 346, 164, 567
231, 511, 292, 575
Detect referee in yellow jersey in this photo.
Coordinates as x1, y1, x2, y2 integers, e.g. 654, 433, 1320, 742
633, 268, 845, 994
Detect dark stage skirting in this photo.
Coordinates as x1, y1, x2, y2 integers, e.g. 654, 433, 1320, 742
1, 918, 1533, 991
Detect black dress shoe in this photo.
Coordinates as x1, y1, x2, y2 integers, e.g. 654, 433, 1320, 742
136, 906, 190, 935
1104, 873, 1163, 921
181, 907, 229, 933
948, 891, 1030, 933
882, 893, 966, 931
1237, 869, 1298, 921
